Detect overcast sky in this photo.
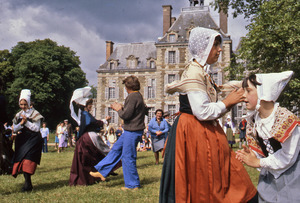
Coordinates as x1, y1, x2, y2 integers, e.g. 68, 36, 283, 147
0, 0, 249, 86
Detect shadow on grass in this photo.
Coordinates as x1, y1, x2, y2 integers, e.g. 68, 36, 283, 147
34, 178, 69, 192
37, 165, 71, 173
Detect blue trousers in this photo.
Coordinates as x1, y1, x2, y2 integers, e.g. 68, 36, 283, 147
94, 130, 143, 188
42, 137, 48, 152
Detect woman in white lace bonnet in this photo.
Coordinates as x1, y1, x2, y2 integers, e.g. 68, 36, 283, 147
159, 27, 257, 202
12, 89, 43, 192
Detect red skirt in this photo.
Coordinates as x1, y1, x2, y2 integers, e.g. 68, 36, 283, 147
160, 113, 256, 203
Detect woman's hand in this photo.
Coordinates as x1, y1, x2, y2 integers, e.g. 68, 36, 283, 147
222, 88, 245, 109
156, 131, 162, 136
20, 114, 27, 125
105, 116, 111, 121
111, 102, 122, 111
236, 145, 261, 168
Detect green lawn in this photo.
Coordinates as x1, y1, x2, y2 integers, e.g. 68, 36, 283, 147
0, 143, 259, 202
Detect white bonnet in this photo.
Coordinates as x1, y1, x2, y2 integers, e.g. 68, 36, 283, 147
188, 27, 221, 66
19, 89, 31, 106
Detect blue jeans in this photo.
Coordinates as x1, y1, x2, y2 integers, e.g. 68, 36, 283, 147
42, 137, 48, 152
94, 130, 143, 188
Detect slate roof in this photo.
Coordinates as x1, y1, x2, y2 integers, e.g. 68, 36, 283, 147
98, 42, 156, 70
158, 6, 230, 43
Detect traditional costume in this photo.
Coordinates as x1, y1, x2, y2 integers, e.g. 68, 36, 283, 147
245, 71, 300, 202
69, 86, 111, 186
224, 115, 236, 147
12, 89, 43, 191
159, 27, 256, 202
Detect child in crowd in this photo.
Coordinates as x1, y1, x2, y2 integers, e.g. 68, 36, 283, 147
236, 71, 300, 202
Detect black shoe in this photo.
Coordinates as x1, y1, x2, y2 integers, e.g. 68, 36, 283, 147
109, 172, 118, 176
21, 185, 33, 192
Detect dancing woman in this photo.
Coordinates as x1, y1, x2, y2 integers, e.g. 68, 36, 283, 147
12, 89, 43, 192
69, 86, 111, 186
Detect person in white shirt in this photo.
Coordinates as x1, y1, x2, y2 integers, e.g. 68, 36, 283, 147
40, 122, 49, 153
159, 27, 257, 203
236, 71, 300, 202
12, 89, 43, 192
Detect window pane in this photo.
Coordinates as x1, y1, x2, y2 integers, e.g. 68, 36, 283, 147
169, 34, 176, 42
168, 105, 176, 123
108, 107, 116, 123
109, 87, 115, 99
150, 61, 155, 68
168, 51, 175, 64
168, 74, 176, 83
110, 62, 114, 69
147, 107, 155, 123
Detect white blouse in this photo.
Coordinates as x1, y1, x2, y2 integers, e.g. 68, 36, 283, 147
187, 91, 227, 121
13, 109, 41, 133
255, 104, 300, 179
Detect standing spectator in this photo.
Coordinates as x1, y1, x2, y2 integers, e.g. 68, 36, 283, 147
12, 89, 43, 192
90, 75, 148, 191
238, 118, 247, 149
64, 119, 74, 147
54, 123, 60, 150
107, 127, 117, 148
148, 109, 169, 165
163, 111, 172, 141
115, 124, 123, 140
159, 27, 256, 202
57, 122, 67, 153
40, 122, 49, 153
224, 115, 236, 148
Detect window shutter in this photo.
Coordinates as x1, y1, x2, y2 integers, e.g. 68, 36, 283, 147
176, 104, 179, 112
123, 87, 128, 99
164, 74, 168, 96
115, 111, 119, 125
153, 79, 156, 98
175, 50, 179, 64
144, 86, 148, 99
164, 105, 168, 112
218, 71, 223, 86
116, 87, 119, 99
105, 87, 108, 100
165, 50, 168, 64
105, 107, 108, 117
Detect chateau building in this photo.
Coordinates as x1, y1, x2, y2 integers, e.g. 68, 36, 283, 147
96, 1, 233, 126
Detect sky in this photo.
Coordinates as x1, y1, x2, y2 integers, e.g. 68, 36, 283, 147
0, 0, 250, 86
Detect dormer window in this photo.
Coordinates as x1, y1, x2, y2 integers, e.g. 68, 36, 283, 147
109, 62, 114, 70
150, 61, 155, 69
169, 34, 176, 42
126, 55, 138, 69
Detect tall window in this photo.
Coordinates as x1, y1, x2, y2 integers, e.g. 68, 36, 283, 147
168, 74, 176, 83
168, 105, 176, 123
169, 34, 176, 42
147, 79, 156, 99
147, 107, 155, 123
108, 87, 115, 99
108, 107, 117, 124
168, 51, 176, 64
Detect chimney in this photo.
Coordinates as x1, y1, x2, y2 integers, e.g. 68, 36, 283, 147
162, 5, 172, 36
106, 41, 114, 61
219, 9, 228, 34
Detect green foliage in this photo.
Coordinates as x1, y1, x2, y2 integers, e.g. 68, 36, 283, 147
211, 0, 263, 18
0, 50, 14, 94
220, 0, 300, 111
4, 39, 88, 129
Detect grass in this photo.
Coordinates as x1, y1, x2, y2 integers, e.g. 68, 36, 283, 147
0, 138, 259, 202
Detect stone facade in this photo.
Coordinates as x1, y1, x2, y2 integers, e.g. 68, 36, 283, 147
96, 4, 233, 127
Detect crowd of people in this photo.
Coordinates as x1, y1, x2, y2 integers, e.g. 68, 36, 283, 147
0, 27, 299, 202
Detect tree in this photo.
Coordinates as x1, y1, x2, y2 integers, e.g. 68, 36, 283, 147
213, 0, 300, 111
5, 39, 88, 129
0, 50, 14, 95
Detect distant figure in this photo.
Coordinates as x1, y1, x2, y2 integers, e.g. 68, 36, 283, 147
238, 118, 247, 149
224, 115, 236, 148
64, 119, 74, 147
40, 122, 49, 153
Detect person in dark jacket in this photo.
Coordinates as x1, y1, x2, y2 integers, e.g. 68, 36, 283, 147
90, 75, 148, 191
